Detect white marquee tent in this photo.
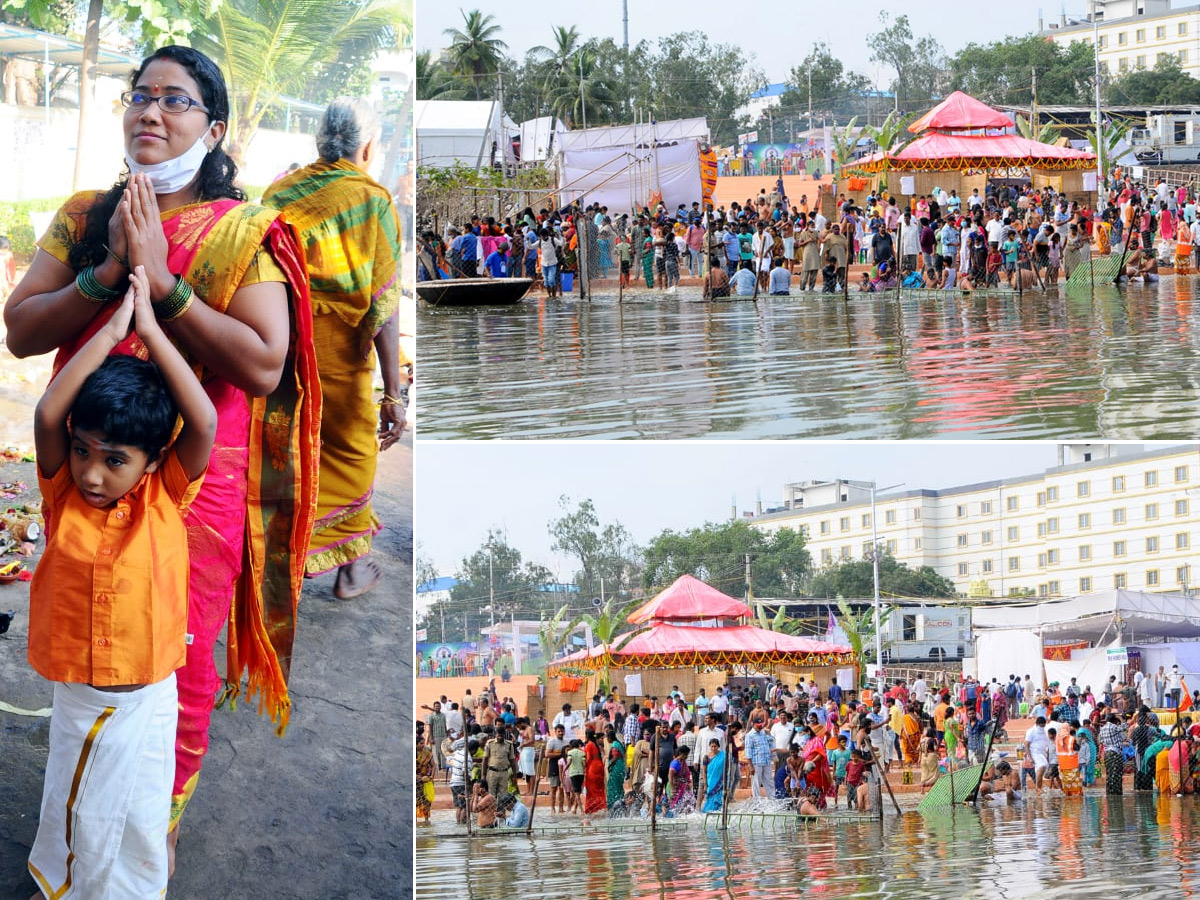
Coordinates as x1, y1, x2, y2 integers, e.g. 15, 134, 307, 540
972, 590, 1200, 687
415, 100, 516, 169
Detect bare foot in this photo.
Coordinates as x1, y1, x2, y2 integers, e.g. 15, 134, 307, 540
167, 824, 180, 878
333, 557, 382, 599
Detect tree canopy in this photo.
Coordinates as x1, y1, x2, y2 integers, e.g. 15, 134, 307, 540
807, 553, 958, 601
548, 496, 642, 600
1106, 56, 1200, 105
778, 42, 872, 123
642, 520, 811, 599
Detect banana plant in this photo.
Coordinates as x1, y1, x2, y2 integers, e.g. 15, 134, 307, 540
1087, 113, 1131, 178
863, 110, 913, 192
835, 597, 894, 664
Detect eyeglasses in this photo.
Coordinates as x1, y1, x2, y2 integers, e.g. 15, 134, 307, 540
121, 90, 209, 115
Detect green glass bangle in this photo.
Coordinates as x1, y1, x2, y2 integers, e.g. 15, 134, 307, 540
76, 265, 121, 304
151, 276, 194, 321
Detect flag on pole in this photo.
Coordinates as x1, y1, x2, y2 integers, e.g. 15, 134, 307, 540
1181, 678, 1193, 712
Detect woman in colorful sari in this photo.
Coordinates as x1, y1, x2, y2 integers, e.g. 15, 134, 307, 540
1096, 217, 1112, 255
4, 45, 319, 868
900, 703, 923, 768
641, 232, 656, 287
701, 739, 726, 813
415, 729, 435, 824
261, 98, 406, 597
665, 746, 695, 816
605, 726, 627, 815
944, 707, 962, 769
582, 729, 607, 821
1077, 723, 1098, 787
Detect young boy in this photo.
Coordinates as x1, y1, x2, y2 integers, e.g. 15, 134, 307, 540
27, 266, 216, 900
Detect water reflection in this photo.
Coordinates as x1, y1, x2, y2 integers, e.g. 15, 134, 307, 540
416, 796, 1200, 898
417, 281, 1200, 439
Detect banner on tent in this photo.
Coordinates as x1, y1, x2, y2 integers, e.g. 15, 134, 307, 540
1107, 647, 1129, 664
1045, 640, 1090, 660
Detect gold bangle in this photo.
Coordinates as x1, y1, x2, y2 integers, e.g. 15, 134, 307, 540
380, 392, 408, 405
103, 244, 128, 268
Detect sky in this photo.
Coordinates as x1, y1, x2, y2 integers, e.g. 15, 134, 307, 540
419, 1, 1085, 87
415, 441, 1163, 580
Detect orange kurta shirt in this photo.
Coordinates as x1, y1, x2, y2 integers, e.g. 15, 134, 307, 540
29, 451, 202, 686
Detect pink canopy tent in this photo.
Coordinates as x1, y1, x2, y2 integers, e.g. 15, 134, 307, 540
626, 573, 753, 624
546, 621, 854, 673
854, 131, 1095, 174
906, 90, 1015, 134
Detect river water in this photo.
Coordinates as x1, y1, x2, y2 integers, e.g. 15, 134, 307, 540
416, 795, 1200, 898
417, 280, 1200, 440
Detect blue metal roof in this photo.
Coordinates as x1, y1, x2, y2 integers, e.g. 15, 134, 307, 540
417, 576, 458, 593
750, 83, 787, 100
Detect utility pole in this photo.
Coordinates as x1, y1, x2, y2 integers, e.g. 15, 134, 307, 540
1031, 67, 1038, 134
807, 68, 813, 133
768, 108, 774, 145
745, 553, 757, 620
1093, 4, 1106, 212
622, 0, 629, 55
489, 549, 496, 629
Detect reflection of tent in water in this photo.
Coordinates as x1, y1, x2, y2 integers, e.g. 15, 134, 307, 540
973, 590, 1200, 688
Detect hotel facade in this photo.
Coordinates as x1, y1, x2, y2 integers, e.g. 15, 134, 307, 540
747, 444, 1200, 600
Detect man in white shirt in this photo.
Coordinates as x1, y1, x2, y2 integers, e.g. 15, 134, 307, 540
552, 702, 583, 738
968, 188, 982, 209
912, 677, 928, 705
445, 702, 464, 735
1024, 716, 1052, 793
985, 213, 1006, 248
899, 210, 921, 271
1168, 664, 1183, 708
770, 712, 796, 768
711, 688, 730, 723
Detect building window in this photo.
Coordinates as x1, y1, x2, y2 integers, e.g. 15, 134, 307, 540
1178, 533, 1190, 550
1158, 52, 1171, 66
1180, 22, 1188, 35
913, 537, 922, 550
1008, 556, 1020, 572
821, 548, 833, 564
1114, 540, 1127, 557
982, 559, 993, 574
981, 501, 993, 515
1136, 54, 1146, 68
1079, 512, 1091, 529
982, 530, 993, 545
1178, 565, 1191, 586
862, 541, 874, 557
1118, 32, 1127, 45
1145, 470, 1158, 487
1037, 491, 1046, 507
1038, 522, 1047, 538
1080, 544, 1092, 561
1007, 496, 1019, 512
1007, 526, 1020, 542
1100, 60, 1110, 73
800, 525, 810, 538
1147, 502, 1159, 521
1135, 28, 1144, 42
886, 539, 897, 554
861, 513, 871, 528
958, 562, 969, 576
1047, 486, 1058, 502
1147, 569, 1160, 586
841, 545, 852, 560
885, 509, 896, 525
1047, 517, 1059, 534
1157, 25, 1167, 39
1099, 34, 1108, 47
1113, 475, 1126, 492
1078, 480, 1091, 498
820, 520, 830, 535
1119, 58, 1129, 71
1147, 536, 1160, 553
1113, 508, 1126, 525
913, 507, 922, 521
840, 516, 850, 532
957, 504, 967, 518
1181, 49, 1190, 62
1115, 573, 1127, 589
1038, 552, 1047, 568
957, 534, 968, 547
1176, 465, 1189, 483
1038, 583, 1049, 597
1177, 499, 1189, 516
1048, 549, 1059, 564
1080, 576, 1093, 592
1048, 580, 1060, 595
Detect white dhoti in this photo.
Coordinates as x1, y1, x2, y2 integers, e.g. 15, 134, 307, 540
29, 675, 177, 900
518, 746, 536, 778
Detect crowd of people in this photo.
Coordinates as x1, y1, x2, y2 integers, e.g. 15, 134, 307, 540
416, 170, 1200, 297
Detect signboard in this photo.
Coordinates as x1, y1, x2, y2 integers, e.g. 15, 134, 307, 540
416, 641, 479, 677
1107, 647, 1129, 664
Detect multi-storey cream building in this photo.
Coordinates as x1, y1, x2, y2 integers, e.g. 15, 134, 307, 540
748, 444, 1200, 600
1044, 1, 1200, 79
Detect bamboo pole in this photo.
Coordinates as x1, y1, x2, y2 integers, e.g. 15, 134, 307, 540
525, 772, 541, 834
650, 729, 660, 831
464, 746, 474, 835
720, 738, 735, 831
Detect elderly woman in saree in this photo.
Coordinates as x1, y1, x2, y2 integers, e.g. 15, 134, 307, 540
4, 45, 319, 876
262, 97, 408, 598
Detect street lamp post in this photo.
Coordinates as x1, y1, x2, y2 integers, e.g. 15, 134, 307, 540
849, 479, 902, 695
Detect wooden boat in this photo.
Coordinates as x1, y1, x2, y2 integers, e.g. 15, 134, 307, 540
416, 277, 533, 306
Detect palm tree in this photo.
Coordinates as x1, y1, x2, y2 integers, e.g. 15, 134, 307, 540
581, 596, 643, 695
537, 605, 583, 665
829, 117, 868, 178
416, 49, 468, 101
196, 0, 404, 149
442, 9, 507, 101
544, 48, 617, 128
530, 25, 581, 69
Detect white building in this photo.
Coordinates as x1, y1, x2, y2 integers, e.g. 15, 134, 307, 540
749, 444, 1200, 600
1044, 1, 1200, 79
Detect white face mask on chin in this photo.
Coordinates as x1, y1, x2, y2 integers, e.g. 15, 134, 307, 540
125, 132, 212, 193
